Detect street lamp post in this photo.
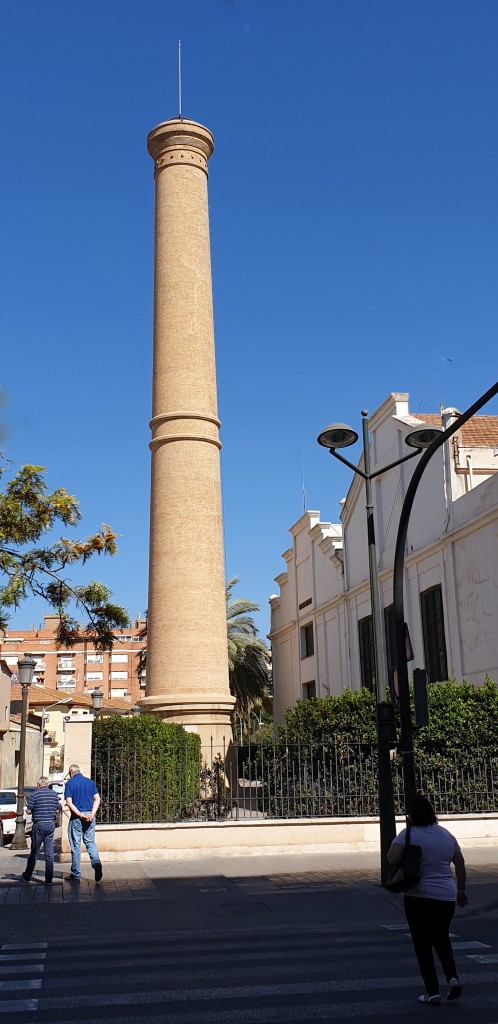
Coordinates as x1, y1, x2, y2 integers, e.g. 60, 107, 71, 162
90, 688, 104, 718
318, 412, 441, 881
11, 653, 36, 850
393, 380, 498, 813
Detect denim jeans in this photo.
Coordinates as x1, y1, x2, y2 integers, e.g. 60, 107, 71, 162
24, 821, 55, 882
68, 815, 101, 879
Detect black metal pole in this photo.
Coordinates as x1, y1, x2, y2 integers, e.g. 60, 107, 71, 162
393, 381, 498, 812
361, 413, 396, 883
11, 685, 29, 850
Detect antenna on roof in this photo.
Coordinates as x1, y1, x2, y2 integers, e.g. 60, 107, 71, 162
301, 446, 306, 514
178, 39, 182, 119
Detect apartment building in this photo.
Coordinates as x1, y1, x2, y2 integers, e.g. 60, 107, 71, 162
0, 614, 147, 705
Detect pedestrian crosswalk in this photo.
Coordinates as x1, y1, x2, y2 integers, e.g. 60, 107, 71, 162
0, 943, 46, 1016
1, 925, 498, 1022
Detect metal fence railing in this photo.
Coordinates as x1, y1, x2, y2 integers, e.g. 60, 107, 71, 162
91, 734, 498, 825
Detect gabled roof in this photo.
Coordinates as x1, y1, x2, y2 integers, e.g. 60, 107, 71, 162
415, 414, 498, 447
9, 683, 132, 714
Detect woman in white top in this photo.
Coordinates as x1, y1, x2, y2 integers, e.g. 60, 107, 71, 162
387, 794, 468, 1006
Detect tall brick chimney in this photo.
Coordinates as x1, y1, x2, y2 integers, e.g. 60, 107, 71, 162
141, 118, 234, 750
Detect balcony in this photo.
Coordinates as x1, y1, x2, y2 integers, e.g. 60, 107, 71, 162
56, 677, 76, 691
57, 661, 75, 671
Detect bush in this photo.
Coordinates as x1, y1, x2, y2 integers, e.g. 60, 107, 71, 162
279, 689, 378, 748
92, 715, 201, 823
420, 676, 498, 754
278, 677, 498, 757
267, 678, 498, 816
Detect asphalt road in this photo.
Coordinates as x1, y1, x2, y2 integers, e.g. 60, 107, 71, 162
2, 914, 498, 1023
1, 844, 498, 1022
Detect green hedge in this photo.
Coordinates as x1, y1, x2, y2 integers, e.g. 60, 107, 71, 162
279, 676, 498, 756
92, 715, 201, 823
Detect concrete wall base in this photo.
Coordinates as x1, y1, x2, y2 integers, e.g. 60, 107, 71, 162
59, 813, 498, 862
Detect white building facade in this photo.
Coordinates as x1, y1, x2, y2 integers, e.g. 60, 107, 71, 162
269, 393, 498, 726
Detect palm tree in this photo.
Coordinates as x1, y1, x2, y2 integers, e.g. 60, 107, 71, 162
226, 577, 270, 720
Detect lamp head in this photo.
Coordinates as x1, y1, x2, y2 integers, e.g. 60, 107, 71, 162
17, 653, 36, 688
317, 423, 359, 450
131, 704, 141, 718
405, 426, 443, 449
90, 687, 103, 713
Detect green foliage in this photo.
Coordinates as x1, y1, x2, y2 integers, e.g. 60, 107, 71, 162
194, 752, 235, 820
279, 689, 378, 747
413, 748, 498, 814
278, 677, 498, 756
92, 715, 201, 823
263, 678, 498, 817
0, 461, 128, 648
419, 676, 498, 754
242, 715, 274, 745
226, 576, 271, 717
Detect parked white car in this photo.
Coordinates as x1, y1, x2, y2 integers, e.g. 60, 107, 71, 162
0, 789, 32, 845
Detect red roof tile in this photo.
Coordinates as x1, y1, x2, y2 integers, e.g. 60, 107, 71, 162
415, 413, 498, 446
9, 684, 132, 713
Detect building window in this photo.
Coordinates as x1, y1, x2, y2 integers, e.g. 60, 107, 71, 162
86, 654, 103, 664
302, 681, 316, 700
300, 623, 314, 659
420, 585, 448, 683
58, 657, 74, 669
111, 654, 128, 664
110, 671, 128, 681
57, 678, 76, 691
86, 672, 103, 682
358, 616, 375, 691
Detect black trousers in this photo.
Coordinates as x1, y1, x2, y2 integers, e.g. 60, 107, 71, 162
404, 895, 457, 996
24, 822, 55, 883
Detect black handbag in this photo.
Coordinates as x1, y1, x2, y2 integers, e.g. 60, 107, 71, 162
385, 826, 422, 893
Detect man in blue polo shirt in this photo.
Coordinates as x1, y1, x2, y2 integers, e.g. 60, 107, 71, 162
21, 777, 60, 885
64, 764, 103, 882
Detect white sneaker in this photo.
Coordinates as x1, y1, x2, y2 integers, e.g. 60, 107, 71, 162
447, 978, 462, 1001
418, 994, 442, 1005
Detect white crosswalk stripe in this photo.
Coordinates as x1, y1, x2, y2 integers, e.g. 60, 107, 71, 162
1, 927, 497, 1022
0, 943, 46, 1016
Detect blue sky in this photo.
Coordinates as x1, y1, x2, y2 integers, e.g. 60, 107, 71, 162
1, 1, 497, 639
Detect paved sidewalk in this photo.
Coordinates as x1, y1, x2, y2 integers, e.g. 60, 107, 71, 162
1, 843, 497, 943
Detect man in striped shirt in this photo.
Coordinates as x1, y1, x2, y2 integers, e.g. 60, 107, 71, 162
21, 777, 60, 885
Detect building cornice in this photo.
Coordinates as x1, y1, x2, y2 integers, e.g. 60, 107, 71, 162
289, 512, 320, 537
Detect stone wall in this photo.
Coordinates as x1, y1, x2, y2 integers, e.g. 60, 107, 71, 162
59, 813, 498, 862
